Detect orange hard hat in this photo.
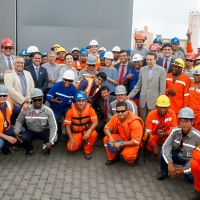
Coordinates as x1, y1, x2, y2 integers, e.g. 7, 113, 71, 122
1, 38, 13, 47
185, 53, 195, 60
149, 43, 160, 51
135, 33, 147, 41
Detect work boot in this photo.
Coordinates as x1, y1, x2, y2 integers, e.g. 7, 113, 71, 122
129, 156, 139, 167
156, 171, 167, 180
25, 150, 33, 157
1, 147, 11, 155
85, 153, 91, 160
105, 154, 121, 165
43, 149, 51, 156
189, 190, 200, 200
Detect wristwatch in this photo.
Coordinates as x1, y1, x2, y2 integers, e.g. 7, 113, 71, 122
120, 142, 124, 146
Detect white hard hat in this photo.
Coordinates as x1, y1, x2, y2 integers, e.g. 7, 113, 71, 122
27, 46, 39, 54
90, 39, 98, 46
132, 54, 143, 62
71, 47, 80, 52
112, 46, 121, 52
104, 51, 114, 59
63, 70, 75, 80
98, 47, 106, 52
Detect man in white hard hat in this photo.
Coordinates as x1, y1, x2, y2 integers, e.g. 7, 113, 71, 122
89, 40, 100, 67
98, 47, 106, 55
24, 46, 39, 67
71, 47, 80, 62
112, 46, 121, 65
46, 70, 77, 126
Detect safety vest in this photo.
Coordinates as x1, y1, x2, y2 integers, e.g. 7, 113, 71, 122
76, 78, 101, 98
0, 101, 14, 133
71, 103, 92, 133
55, 59, 65, 68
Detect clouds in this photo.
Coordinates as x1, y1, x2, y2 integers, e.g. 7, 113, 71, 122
133, 0, 199, 39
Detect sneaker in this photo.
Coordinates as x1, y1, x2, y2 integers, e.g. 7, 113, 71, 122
25, 150, 33, 157
156, 171, 167, 180
105, 154, 121, 165
84, 153, 91, 160
1, 147, 11, 155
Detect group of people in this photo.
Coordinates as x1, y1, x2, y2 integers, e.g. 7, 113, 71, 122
1, 30, 200, 199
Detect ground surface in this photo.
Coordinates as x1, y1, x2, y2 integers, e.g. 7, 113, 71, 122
0, 136, 195, 200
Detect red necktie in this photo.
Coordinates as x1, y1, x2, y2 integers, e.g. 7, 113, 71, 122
164, 59, 168, 71
104, 99, 108, 121
119, 64, 125, 85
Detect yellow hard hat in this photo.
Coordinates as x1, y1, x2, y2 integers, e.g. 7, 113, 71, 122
53, 44, 60, 48
192, 65, 200, 74
156, 95, 170, 107
172, 58, 184, 68
57, 47, 67, 54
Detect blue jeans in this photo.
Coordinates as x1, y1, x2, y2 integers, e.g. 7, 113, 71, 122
0, 125, 15, 149
160, 150, 194, 183
54, 108, 70, 125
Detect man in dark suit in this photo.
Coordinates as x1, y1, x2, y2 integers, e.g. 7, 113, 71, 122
156, 43, 174, 74
96, 86, 116, 137
25, 52, 48, 93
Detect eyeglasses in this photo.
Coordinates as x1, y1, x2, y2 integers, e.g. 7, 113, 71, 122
3, 46, 13, 50
185, 59, 194, 62
88, 65, 95, 67
15, 62, 24, 65
63, 79, 73, 83
0, 95, 7, 97
116, 109, 127, 113
97, 77, 105, 82
32, 98, 43, 102
179, 119, 192, 124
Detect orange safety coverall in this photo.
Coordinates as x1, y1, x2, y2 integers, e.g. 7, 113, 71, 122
103, 111, 144, 164
191, 145, 200, 192
73, 60, 87, 70
186, 43, 199, 58
64, 103, 98, 154
145, 109, 177, 151
166, 73, 190, 120
189, 83, 200, 131
56, 59, 66, 68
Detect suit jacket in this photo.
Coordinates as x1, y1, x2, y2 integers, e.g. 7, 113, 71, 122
25, 64, 48, 92
97, 95, 116, 120
128, 64, 166, 109
0, 53, 15, 83
24, 58, 32, 67
4, 70, 35, 106
156, 58, 174, 74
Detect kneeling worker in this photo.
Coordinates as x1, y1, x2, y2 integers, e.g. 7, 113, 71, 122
104, 102, 144, 166
145, 95, 177, 156
14, 88, 58, 156
64, 91, 98, 160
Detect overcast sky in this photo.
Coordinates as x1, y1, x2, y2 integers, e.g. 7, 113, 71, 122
133, 0, 200, 41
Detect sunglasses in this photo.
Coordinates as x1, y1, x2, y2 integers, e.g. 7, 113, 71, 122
0, 95, 7, 97
63, 79, 73, 83
185, 59, 194, 62
3, 46, 13, 50
32, 98, 43, 102
116, 109, 127, 113
88, 65, 95, 67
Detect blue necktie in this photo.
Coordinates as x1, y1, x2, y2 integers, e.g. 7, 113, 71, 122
35, 68, 39, 80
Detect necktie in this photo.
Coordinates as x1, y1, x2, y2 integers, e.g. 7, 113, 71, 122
35, 68, 39, 80
164, 59, 168, 71
119, 64, 125, 85
104, 99, 108, 121
7, 57, 12, 70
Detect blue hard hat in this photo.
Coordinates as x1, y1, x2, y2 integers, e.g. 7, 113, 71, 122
99, 51, 105, 59
106, 140, 124, 153
80, 48, 88, 55
18, 49, 29, 56
85, 45, 90, 49
153, 38, 162, 45
42, 52, 47, 57
171, 37, 180, 45
75, 91, 88, 101
127, 48, 132, 54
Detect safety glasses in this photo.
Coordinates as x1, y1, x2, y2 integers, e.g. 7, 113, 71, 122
32, 98, 43, 102
3, 46, 13, 50
88, 65, 95, 67
0, 95, 7, 97
116, 109, 127, 113
63, 79, 73, 83
185, 59, 194, 62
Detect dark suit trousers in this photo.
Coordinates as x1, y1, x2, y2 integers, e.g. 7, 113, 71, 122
96, 119, 106, 138
140, 104, 154, 124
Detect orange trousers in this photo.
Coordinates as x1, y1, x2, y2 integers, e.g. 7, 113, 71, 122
191, 159, 200, 191
194, 115, 200, 131
67, 130, 98, 154
103, 134, 139, 164
146, 135, 167, 151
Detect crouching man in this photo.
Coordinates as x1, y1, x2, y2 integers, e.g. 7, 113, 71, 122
14, 88, 57, 156
157, 107, 200, 185
64, 91, 98, 160
103, 102, 144, 166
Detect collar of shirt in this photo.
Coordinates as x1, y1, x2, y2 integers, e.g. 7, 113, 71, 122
85, 68, 98, 74
0, 104, 6, 111
104, 97, 109, 104
2, 53, 14, 61
120, 61, 128, 67
29, 104, 44, 112
163, 57, 172, 62
33, 64, 40, 70
14, 69, 24, 75
148, 65, 155, 70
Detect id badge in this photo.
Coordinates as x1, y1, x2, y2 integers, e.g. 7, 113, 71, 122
4, 120, 7, 128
